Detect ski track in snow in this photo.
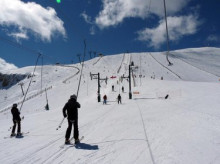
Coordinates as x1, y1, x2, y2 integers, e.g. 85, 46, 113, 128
135, 101, 155, 164
15, 136, 63, 163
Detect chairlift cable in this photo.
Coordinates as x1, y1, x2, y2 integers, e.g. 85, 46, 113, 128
41, 56, 43, 92
163, 0, 173, 65
19, 53, 42, 112
0, 35, 39, 55
76, 40, 87, 98
0, 35, 60, 64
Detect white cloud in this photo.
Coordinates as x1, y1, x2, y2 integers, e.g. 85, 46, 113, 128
80, 11, 96, 35
137, 14, 201, 49
207, 35, 219, 42
0, 58, 17, 71
8, 27, 29, 42
81, 11, 93, 24
150, 0, 191, 17
95, 0, 191, 28
0, 0, 66, 42
9, 32, 28, 41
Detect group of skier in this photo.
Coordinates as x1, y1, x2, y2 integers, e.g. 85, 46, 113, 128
103, 86, 124, 105
103, 94, 121, 104
10, 85, 125, 144
10, 94, 81, 145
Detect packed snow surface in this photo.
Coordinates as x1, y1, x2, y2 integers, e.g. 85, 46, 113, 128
0, 47, 220, 164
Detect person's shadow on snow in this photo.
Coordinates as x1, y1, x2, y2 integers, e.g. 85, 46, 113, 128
75, 143, 99, 150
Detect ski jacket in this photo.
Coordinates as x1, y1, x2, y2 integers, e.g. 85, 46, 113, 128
11, 107, 21, 121
63, 98, 81, 121
103, 95, 107, 100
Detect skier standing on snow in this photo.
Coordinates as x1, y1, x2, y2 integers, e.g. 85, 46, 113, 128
117, 94, 122, 104
11, 103, 22, 137
112, 85, 114, 91
122, 86, 124, 93
63, 95, 81, 144
103, 95, 107, 104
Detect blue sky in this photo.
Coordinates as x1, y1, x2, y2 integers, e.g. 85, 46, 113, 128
0, 0, 219, 68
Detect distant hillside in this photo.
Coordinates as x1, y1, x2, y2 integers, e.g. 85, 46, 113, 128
0, 73, 27, 88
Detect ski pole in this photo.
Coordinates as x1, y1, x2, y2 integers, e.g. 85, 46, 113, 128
56, 117, 65, 130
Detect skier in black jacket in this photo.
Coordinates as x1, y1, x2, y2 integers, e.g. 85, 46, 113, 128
117, 94, 122, 104
63, 95, 81, 144
11, 103, 21, 136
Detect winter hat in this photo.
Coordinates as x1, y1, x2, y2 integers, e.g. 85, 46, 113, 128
70, 94, 77, 100
13, 103, 17, 107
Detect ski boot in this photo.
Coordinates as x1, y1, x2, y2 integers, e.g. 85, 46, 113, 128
16, 132, 22, 137
75, 138, 80, 144
11, 133, 16, 137
65, 139, 70, 144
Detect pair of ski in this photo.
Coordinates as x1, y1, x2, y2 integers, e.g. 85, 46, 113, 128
4, 131, 29, 139
60, 136, 84, 148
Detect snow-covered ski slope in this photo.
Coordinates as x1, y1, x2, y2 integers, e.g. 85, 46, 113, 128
0, 47, 220, 164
